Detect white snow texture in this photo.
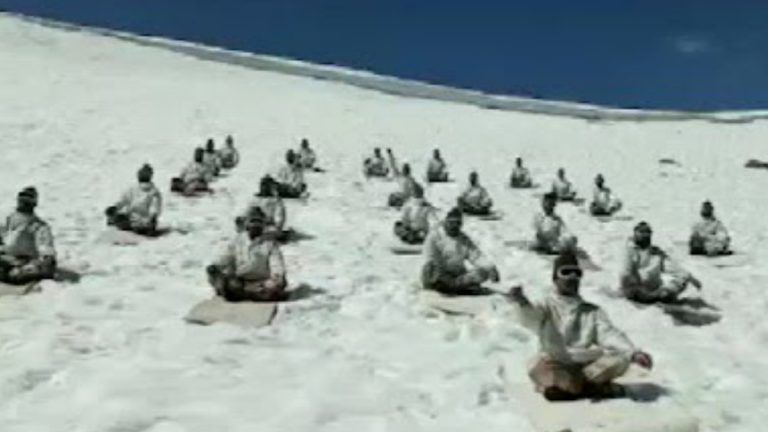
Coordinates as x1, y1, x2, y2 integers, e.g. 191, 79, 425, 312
1, 14, 767, 432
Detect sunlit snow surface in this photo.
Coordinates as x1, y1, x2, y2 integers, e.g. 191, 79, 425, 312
1, 15, 767, 432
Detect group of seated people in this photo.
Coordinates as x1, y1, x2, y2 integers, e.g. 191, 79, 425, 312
171, 136, 240, 196
203, 140, 321, 301
416, 206, 715, 400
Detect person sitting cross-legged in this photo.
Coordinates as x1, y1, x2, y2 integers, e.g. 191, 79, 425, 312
620, 221, 702, 304
426, 149, 449, 183
363, 147, 389, 178
275, 150, 307, 198
393, 183, 437, 245
551, 167, 577, 201
218, 135, 240, 170
532, 192, 577, 254
510, 157, 533, 188
105, 164, 162, 236
689, 201, 731, 256
207, 208, 287, 302
507, 251, 654, 401
421, 207, 500, 294
589, 174, 623, 216
237, 175, 289, 242
457, 171, 493, 215
0, 187, 57, 284
171, 147, 212, 196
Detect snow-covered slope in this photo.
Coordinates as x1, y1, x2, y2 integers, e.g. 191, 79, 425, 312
1, 14, 767, 432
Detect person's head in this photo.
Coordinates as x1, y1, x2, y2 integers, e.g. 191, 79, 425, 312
701, 200, 714, 219
374, 147, 382, 157
557, 168, 565, 178
225, 135, 234, 147
244, 207, 267, 239
194, 147, 205, 163
633, 221, 653, 248
433, 149, 441, 159
444, 207, 463, 237
515, 157, 523, 167
542, 192, 557, 214
469, 171, 479, 186
286, 149, 296, 165
17, 187, 38, 214
413, 183, 424, 199
137, 164, 153, 183
301, 138, 309, 149
552, 251, 582, 297
595, 174, 604, 187
259, 175, 277, 197
205, 139, 215, 153
402, 163, 411, 176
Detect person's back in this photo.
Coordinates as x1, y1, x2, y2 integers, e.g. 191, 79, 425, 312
221, 231, 282, 280
277, 162, 304, 188
247, 195, 286, 231
182, 160, 209, 183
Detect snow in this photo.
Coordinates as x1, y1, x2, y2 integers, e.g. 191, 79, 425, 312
1, 13, 768, 432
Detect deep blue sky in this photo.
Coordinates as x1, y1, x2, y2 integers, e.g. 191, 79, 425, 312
2, 0, 767, 111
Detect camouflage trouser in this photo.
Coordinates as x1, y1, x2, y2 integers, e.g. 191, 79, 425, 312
106, 207, 157, 236
207, 267, 287, 302
388, 192, 407, 208
421, 261, 491, 295
589, 199, 623, 216
171, 178, 209, 196
427, 172, 449, 183
510, 177, 533, 188
0, 254, 56, 285
529, 353, 630, 396
457, 198, 492, 216
689, 234, 730, 256
277, 183, 306, 199
393, 222, 427, 245
620, 274, 690, 304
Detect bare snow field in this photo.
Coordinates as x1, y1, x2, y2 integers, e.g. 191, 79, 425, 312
1, 14, 768, 432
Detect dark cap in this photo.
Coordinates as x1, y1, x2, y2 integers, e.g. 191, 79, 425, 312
634, 221, 652, 232
18, 187, 38, 200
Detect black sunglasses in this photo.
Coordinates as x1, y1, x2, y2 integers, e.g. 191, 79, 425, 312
557, 266, 583, 278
